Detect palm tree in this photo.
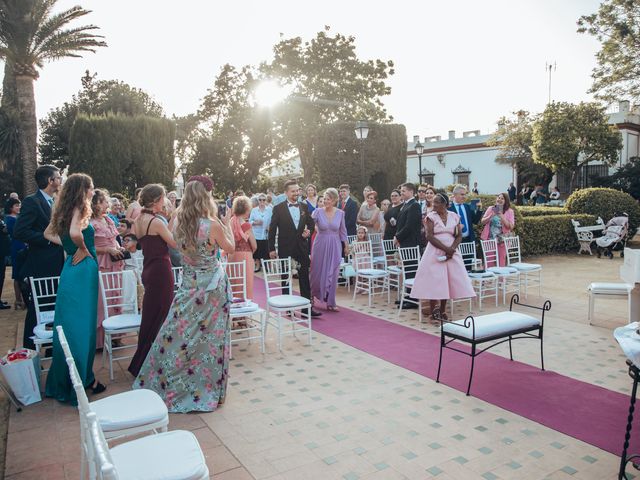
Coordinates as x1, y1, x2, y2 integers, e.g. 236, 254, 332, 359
0, 0, 106, 195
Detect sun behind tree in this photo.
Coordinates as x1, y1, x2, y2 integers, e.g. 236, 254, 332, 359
0, 0, 107, 195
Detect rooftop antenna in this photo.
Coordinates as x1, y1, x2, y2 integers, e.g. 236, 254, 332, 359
546, 61, 557, 104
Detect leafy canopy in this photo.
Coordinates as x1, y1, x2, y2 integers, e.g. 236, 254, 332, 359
578, 0, 640, 103
592, 156, 640, 199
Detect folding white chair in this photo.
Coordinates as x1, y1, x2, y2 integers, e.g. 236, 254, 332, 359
99, 270, 142, 380
57, 326, 169, 479
225, 261, 266, 358
352, 240, 390, 307
480, 238, 520, 304
383, 239, 402, 301
29, 275, 60, 377
261, 257, 312, 351
503, 235, 542, 298
457, 242, 498, 312
171, 266, 183, 293
396, 246, 423, 322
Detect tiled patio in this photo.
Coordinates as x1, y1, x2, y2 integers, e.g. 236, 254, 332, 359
1, 253, 637, 479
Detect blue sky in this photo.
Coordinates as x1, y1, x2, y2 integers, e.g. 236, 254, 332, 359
32, 0, 603, 140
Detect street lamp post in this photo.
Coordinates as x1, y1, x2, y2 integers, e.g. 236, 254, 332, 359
415, 140, 424, 184
354, 121, 369, 188
179, 164, 188, 197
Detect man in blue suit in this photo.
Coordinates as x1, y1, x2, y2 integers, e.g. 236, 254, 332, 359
448, 184, 483, 243
14, 165, 65, 349
338, 184, 359, 237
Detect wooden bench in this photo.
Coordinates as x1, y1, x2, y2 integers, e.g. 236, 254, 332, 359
571, 217, 605, 255
436, 294, 551, 396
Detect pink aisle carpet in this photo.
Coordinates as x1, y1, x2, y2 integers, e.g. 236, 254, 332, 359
252, 280, 639, 456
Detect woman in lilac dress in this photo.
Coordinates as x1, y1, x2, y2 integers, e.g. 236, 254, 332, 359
310, 188, 348, 312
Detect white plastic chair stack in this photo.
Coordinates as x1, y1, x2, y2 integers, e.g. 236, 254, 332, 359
396, 246, 423, 322
382, 239, 402, 301
480, 239, 520, 304
351, 240, 390, 307
172, 266, 183, 294
503, 235, 542, 298
99, 270, 142, 380
457, 242, 498, 312
261, 257, 312, 351
225, 261, 266, 358
57, 326, 169, 479
29, 275, 60, 377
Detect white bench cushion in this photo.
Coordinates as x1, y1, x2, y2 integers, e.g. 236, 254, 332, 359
92, 389, 168, 432
37, 310, 55, 324
443, 311, 540, 341
511, 262, 541, 271
404, 278, 414, 287
588, 282, 632, 294
103, 313, 142, 331
111, 430, 208, 479
33, 323, 53, 340
358, 269, 388, 277
468, 272, 495, 279
268, 294, 310, 309
230, 301, 262, 315
488, 266, 519, 275
387, 266, 401, 273
373, 256, 386, 264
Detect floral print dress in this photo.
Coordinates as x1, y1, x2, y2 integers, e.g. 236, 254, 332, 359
133, 218, 232, 413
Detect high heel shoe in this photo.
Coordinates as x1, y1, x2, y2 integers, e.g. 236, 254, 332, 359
87, 380, 107, 395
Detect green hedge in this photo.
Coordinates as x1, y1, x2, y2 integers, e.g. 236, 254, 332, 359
517, 214, 597, 256
566, 187, 640, 238
516, 206, 568, 217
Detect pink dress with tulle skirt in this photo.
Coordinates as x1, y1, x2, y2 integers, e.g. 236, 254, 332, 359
410, 211, 476, 301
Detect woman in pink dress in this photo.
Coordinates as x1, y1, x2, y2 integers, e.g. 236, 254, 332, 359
411, 193, 475, 321
228, 196, 257, 300
90, 189, 125, 348
480, 193, 515, 267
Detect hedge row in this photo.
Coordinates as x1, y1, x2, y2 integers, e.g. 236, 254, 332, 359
516, 214, 597, 256
516, 206, 567, 217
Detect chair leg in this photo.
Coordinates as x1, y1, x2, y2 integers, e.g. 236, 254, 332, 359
277, 315, 283, 352
106, 332, 114, 381
588, 294, 594, 324
540, 331, 545, 371
260, 311, 266, 353
436, 335, 444, 383
307, 306, 312, 346
508, 336, 513, 361
466, 345, 476, 396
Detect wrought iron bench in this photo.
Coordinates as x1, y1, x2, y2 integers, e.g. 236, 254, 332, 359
436, 294, 551, 396
571, 217, 605, 255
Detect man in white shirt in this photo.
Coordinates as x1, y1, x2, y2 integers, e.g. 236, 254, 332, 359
448, 185, 483, 243
249, 194, 272, 272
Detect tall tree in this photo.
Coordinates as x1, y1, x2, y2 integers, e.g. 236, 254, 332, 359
40, 71, 164, 170
531, 102, 622, 191
0, 0, 106, 195
487, 110, 553, 187
261, 26, 395, 182
578, 0, 640, 103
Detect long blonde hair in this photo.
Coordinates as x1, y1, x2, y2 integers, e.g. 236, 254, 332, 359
50, 173, 93, 235
174, 180, 217, 251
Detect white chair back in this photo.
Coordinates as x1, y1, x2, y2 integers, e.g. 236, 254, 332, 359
225, 261, 247, 301
480, 238, 500, 269
382, 239, 398, 266
99, 270, 139, 319
347, 235, 357, 245
503, 235, 522, 265
397, 246, 421, 278
261, 257, 293, 298
457, 242, 478, 269
172, 266, 183, 293
30, 276, 60, 326
369, 233, 385, 264
88, 412, 119, 480
351, 241, 373, 272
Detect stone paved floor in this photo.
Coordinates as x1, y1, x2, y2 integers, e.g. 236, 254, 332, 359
2, 253, 638, 479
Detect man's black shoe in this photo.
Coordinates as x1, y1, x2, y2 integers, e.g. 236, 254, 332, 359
394, 300, 401, 305
310, 309, 323, 317
0, 304, 10, 310
400, 303, 418, 310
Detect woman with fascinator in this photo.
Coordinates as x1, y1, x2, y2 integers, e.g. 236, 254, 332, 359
134, 176, 236, 413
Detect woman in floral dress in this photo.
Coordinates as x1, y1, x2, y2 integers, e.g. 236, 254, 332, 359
134, 176, 235, 413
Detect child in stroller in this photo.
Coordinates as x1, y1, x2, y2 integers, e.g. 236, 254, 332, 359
596, 213, 629, 259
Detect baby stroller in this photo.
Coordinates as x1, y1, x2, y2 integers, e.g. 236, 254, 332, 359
595, 213, 629, 259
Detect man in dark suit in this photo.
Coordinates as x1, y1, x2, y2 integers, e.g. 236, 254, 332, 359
268, 179, 321, 317
13, 165, 65, 349
394, 182, 422, 309
449, 184, 483, 243
337, 184, 359, 237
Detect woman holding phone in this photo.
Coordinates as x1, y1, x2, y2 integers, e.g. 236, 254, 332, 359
480, 193, 515, 267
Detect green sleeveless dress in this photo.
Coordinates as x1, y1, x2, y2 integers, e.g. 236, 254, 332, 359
45, 226, 99, 405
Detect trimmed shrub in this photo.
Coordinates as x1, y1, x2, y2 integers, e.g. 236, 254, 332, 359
517, 206, 568, 217
468, 193, 498, 208
566, 187, 640, 237
517, 214, 597, 256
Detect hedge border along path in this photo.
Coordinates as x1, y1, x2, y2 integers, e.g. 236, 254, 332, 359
517, 214, 597, 256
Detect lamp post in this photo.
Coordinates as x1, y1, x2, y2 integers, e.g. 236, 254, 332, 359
354, 120, 369, 187
415, 140, 424, 184
179, 164, 188, 197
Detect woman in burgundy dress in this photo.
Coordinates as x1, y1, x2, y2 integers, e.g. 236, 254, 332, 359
128, 184, 177, 377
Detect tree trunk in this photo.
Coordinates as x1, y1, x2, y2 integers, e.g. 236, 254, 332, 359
298, 141, 314, 184
15, 75, 38, 196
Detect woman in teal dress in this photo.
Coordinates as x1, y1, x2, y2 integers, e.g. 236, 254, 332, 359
134, 177, 235, 413
45, 173, 106, 404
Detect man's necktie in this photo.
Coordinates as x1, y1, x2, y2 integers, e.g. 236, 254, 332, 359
457, 204, 469, 236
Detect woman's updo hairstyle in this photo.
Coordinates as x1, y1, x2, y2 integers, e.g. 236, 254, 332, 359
139, 184, 166, 209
